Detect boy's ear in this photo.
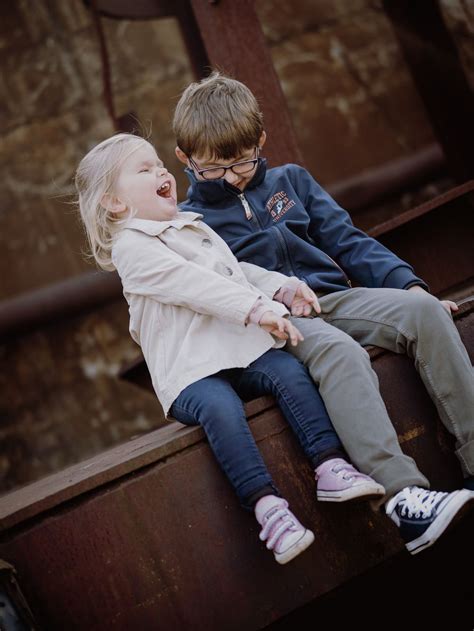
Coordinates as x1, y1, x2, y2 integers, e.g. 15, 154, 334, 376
258, 131, 267, 149
101, 193, 126, 215
175, 147, 189, 166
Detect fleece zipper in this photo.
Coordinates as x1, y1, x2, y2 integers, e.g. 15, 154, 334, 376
272, 226, 297, 277
321, 251, 352, 287
237, 193, 264, 230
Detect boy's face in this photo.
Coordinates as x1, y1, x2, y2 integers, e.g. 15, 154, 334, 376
110, 144, 178, 221
175, 132, 266, 192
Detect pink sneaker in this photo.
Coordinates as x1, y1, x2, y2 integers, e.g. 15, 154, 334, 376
315, 458, 385, 502
255, 495, 315, 564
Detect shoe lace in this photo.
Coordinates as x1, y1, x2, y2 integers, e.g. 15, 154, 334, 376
331, 462, 358, 481
259, 507, 297, 550
398, 487, 447, 519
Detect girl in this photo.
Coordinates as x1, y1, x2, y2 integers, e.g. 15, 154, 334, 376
75, 133, 384, 565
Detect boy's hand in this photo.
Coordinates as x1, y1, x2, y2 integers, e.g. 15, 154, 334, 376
407, 285, 459, 314
290, 284, 321, 317
259, 312, 304, 346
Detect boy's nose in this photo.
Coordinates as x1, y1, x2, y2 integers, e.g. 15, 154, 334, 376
223, 169, 240, 185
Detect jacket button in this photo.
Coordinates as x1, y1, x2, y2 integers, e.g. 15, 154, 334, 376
224, 266, 233, 276
201, 238, 212, 248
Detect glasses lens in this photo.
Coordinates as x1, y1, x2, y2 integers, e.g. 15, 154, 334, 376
232, 160, 257, 175
201, 168, 226, 180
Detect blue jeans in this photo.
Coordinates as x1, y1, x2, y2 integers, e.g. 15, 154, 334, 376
170, 349, 343, 509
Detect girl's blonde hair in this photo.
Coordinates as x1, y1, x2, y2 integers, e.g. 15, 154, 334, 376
75, 133, 152, 271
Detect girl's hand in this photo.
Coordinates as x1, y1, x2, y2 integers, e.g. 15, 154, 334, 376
259, 312, 304, 346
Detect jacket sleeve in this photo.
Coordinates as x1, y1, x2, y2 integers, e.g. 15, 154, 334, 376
112, 233, 269, 326
238, 261, 291, 299
291, 166, 428, 290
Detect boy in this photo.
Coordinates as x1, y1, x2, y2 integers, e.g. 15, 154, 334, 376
173, 72, 474, 555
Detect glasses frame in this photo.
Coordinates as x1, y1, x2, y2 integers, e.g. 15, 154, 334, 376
188, 147, 260, 181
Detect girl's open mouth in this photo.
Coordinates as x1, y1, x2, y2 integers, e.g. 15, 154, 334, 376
157, 181, 172, 198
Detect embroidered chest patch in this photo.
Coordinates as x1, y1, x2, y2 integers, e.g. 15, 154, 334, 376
265, 191, 296, 221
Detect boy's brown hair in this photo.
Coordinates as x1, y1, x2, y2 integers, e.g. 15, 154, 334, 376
173, 71, 264, 160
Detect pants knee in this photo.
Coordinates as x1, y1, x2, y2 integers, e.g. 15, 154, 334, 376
306, 335, 371, 381
322, 335, 370, 363
404, 291, 449, 329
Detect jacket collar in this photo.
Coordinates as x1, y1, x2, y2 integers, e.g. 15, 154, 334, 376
185, 158, 268, 204
124, 211, 203, 237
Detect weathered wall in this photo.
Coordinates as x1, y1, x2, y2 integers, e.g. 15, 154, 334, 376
0, 1, 194, 299
257, 0, 474, 183
0, 0, 472, 494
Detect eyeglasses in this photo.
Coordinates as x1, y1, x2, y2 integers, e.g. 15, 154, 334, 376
188, 147, 260, 181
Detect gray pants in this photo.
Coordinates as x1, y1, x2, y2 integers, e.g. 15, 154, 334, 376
286, 288, 474, 499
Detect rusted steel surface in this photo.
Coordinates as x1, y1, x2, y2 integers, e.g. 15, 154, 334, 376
371, 184, 474, 296
329, 143, 445, 213
89, 0, 211, 81
0, 270, 122, 341
369, 179, 474, 236
0, 302, 472, 630
86, 0, 175, 19
89, 0, 303, 167
0, 395, 274, 534
187, 0, 304, 168
382, 0, 474, 183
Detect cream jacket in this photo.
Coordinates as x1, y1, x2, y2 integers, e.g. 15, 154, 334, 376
111, 212, 291, 416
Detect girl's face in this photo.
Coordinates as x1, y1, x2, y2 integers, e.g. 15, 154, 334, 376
114, 143, 178, 221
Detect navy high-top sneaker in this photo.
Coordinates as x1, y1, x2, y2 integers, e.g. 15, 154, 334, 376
385, 486, 474, 555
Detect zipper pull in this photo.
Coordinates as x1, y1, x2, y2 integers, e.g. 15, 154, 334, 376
239, 193, 253, 220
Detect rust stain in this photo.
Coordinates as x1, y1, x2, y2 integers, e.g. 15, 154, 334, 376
398, 425, 425, 444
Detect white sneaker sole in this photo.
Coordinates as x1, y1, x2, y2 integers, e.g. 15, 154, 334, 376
407, 489, 474, 555
274, 529, 315, 565
317, 481, 386, 503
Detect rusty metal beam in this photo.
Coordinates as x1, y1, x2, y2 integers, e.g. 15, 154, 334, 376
382, 0, 474, 183
187, 0, 304, 166
0, 271, 122, 341
85, 0, 175, 20
0, 301, 472, 630
372, 180, 474, 296
87, 0, 304, 166
330, 143, 445, 212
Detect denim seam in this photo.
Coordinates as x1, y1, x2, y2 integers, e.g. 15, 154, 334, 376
169, 402, 200, 425
243, 366, 333, 461
170, 402, 273, 499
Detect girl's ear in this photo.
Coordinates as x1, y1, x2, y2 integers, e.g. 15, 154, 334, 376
101, 193, 126, 215
258, 130, 267, 150
175, 146, 189, 165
